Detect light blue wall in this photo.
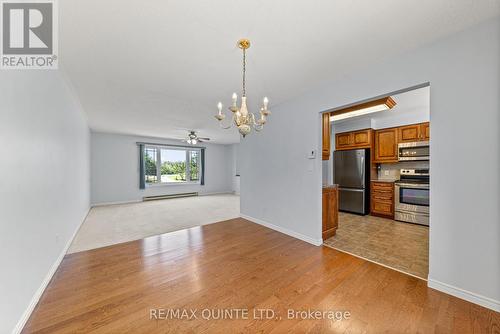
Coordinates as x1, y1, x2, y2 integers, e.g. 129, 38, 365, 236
241, 18, 500, 309
0, 71, 90, 333
90, 132, 234, 204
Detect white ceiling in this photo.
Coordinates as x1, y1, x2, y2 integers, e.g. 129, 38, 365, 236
59, 0, 500, 144
332, 86, 430, 132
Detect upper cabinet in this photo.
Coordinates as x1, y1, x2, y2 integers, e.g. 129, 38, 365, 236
352, 130, 372, 146
335, 132, 352, 150
335, 129, 373, 151
398, 124, 420, 142
398, 122, 430, 142
322, 113, 331, 160
374, 128, 398, 163
332, 121, 429, 163
421, 122, 430, 141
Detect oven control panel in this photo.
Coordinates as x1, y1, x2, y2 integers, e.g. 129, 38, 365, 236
400, 169, 429, 176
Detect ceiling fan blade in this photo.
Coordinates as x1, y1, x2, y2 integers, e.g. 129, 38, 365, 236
198, 137, 210, 140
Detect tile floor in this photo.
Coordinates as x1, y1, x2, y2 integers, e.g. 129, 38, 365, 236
324, 212, 429, 279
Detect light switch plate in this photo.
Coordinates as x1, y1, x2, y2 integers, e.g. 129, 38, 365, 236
307, 150, 316, 159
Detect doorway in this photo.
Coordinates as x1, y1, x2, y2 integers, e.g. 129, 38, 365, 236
321, 85, 430, 280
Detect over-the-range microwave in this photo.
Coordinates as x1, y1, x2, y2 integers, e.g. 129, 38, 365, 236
398, 141, 429, 161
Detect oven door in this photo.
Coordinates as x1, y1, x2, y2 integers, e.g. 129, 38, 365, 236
395, 183, 429, 214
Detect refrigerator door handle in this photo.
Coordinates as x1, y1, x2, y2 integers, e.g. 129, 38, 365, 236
359, 156, 365, 186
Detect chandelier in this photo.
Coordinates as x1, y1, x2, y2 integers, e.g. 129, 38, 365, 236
214, 39, 270, 137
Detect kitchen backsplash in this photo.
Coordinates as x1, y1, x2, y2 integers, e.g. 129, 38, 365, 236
377, 161, 429, 180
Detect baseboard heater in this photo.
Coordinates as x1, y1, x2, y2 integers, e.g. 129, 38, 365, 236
143, 192, 198, 201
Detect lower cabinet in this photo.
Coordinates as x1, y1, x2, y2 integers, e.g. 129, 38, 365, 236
370, 181, 394, 218
322, 186, 338, 240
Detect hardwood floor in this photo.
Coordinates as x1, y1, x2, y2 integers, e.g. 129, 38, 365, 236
23, 218, 498, 333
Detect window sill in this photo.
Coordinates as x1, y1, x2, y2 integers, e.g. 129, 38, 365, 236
146, 182, 201, 188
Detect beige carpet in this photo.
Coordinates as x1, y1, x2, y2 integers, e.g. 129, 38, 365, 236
68, 194, 240, 253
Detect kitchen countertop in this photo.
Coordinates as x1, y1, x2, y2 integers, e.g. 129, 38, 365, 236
371, 179, 397, 183
322, 184, 338, 189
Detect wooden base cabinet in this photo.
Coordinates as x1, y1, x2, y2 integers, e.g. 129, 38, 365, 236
370, 181, 394, 218
322, 186, 338, 240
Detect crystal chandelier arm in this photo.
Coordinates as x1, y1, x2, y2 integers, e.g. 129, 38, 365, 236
250, 113, 264, 131
218, 113, 235, 129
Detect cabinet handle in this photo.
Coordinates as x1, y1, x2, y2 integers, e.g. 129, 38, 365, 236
374, 195, 392, 200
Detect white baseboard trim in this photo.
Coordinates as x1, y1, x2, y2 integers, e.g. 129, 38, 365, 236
91, 192, 238, 207
240, 214, 323, 246
12, 207, 91, 334
428, 278, 500, 312
199, 191, 235, 196
91, 199, 142, 207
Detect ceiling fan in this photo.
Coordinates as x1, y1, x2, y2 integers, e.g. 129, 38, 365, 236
182, 131, 210, 145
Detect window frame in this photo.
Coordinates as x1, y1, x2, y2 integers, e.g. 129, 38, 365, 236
144, 145, 202, 186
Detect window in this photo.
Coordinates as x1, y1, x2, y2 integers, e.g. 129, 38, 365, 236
144, 145, 202, 185
144, 147, 158, 183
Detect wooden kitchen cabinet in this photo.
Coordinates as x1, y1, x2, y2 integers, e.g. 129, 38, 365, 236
421, 122, 430, 140
322, 113, 331, 160
373, 128, 398, 163
398, 124, 420, 142
335, 129, 373, 150
334, 122, 429, 163
352, 129, 372, 146
322, 186, 338, 240
398, 122, 430, 142
370, 181, 394, 218
335, 132, 352, 150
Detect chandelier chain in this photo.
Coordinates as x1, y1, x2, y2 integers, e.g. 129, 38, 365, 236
242, 48, 246, 97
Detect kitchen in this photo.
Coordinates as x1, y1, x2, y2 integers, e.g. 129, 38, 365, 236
321, 86, 430, 279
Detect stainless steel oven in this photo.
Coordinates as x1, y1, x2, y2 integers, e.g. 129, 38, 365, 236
398, 141, 429, 161
395, 169, 429, 226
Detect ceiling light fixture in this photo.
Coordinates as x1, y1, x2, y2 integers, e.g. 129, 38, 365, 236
214, 39, 270, 137
182, 131, 210, 145
330, 97, 396, 122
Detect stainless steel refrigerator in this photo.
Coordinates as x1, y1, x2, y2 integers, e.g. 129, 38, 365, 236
334, 149, 370, 215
